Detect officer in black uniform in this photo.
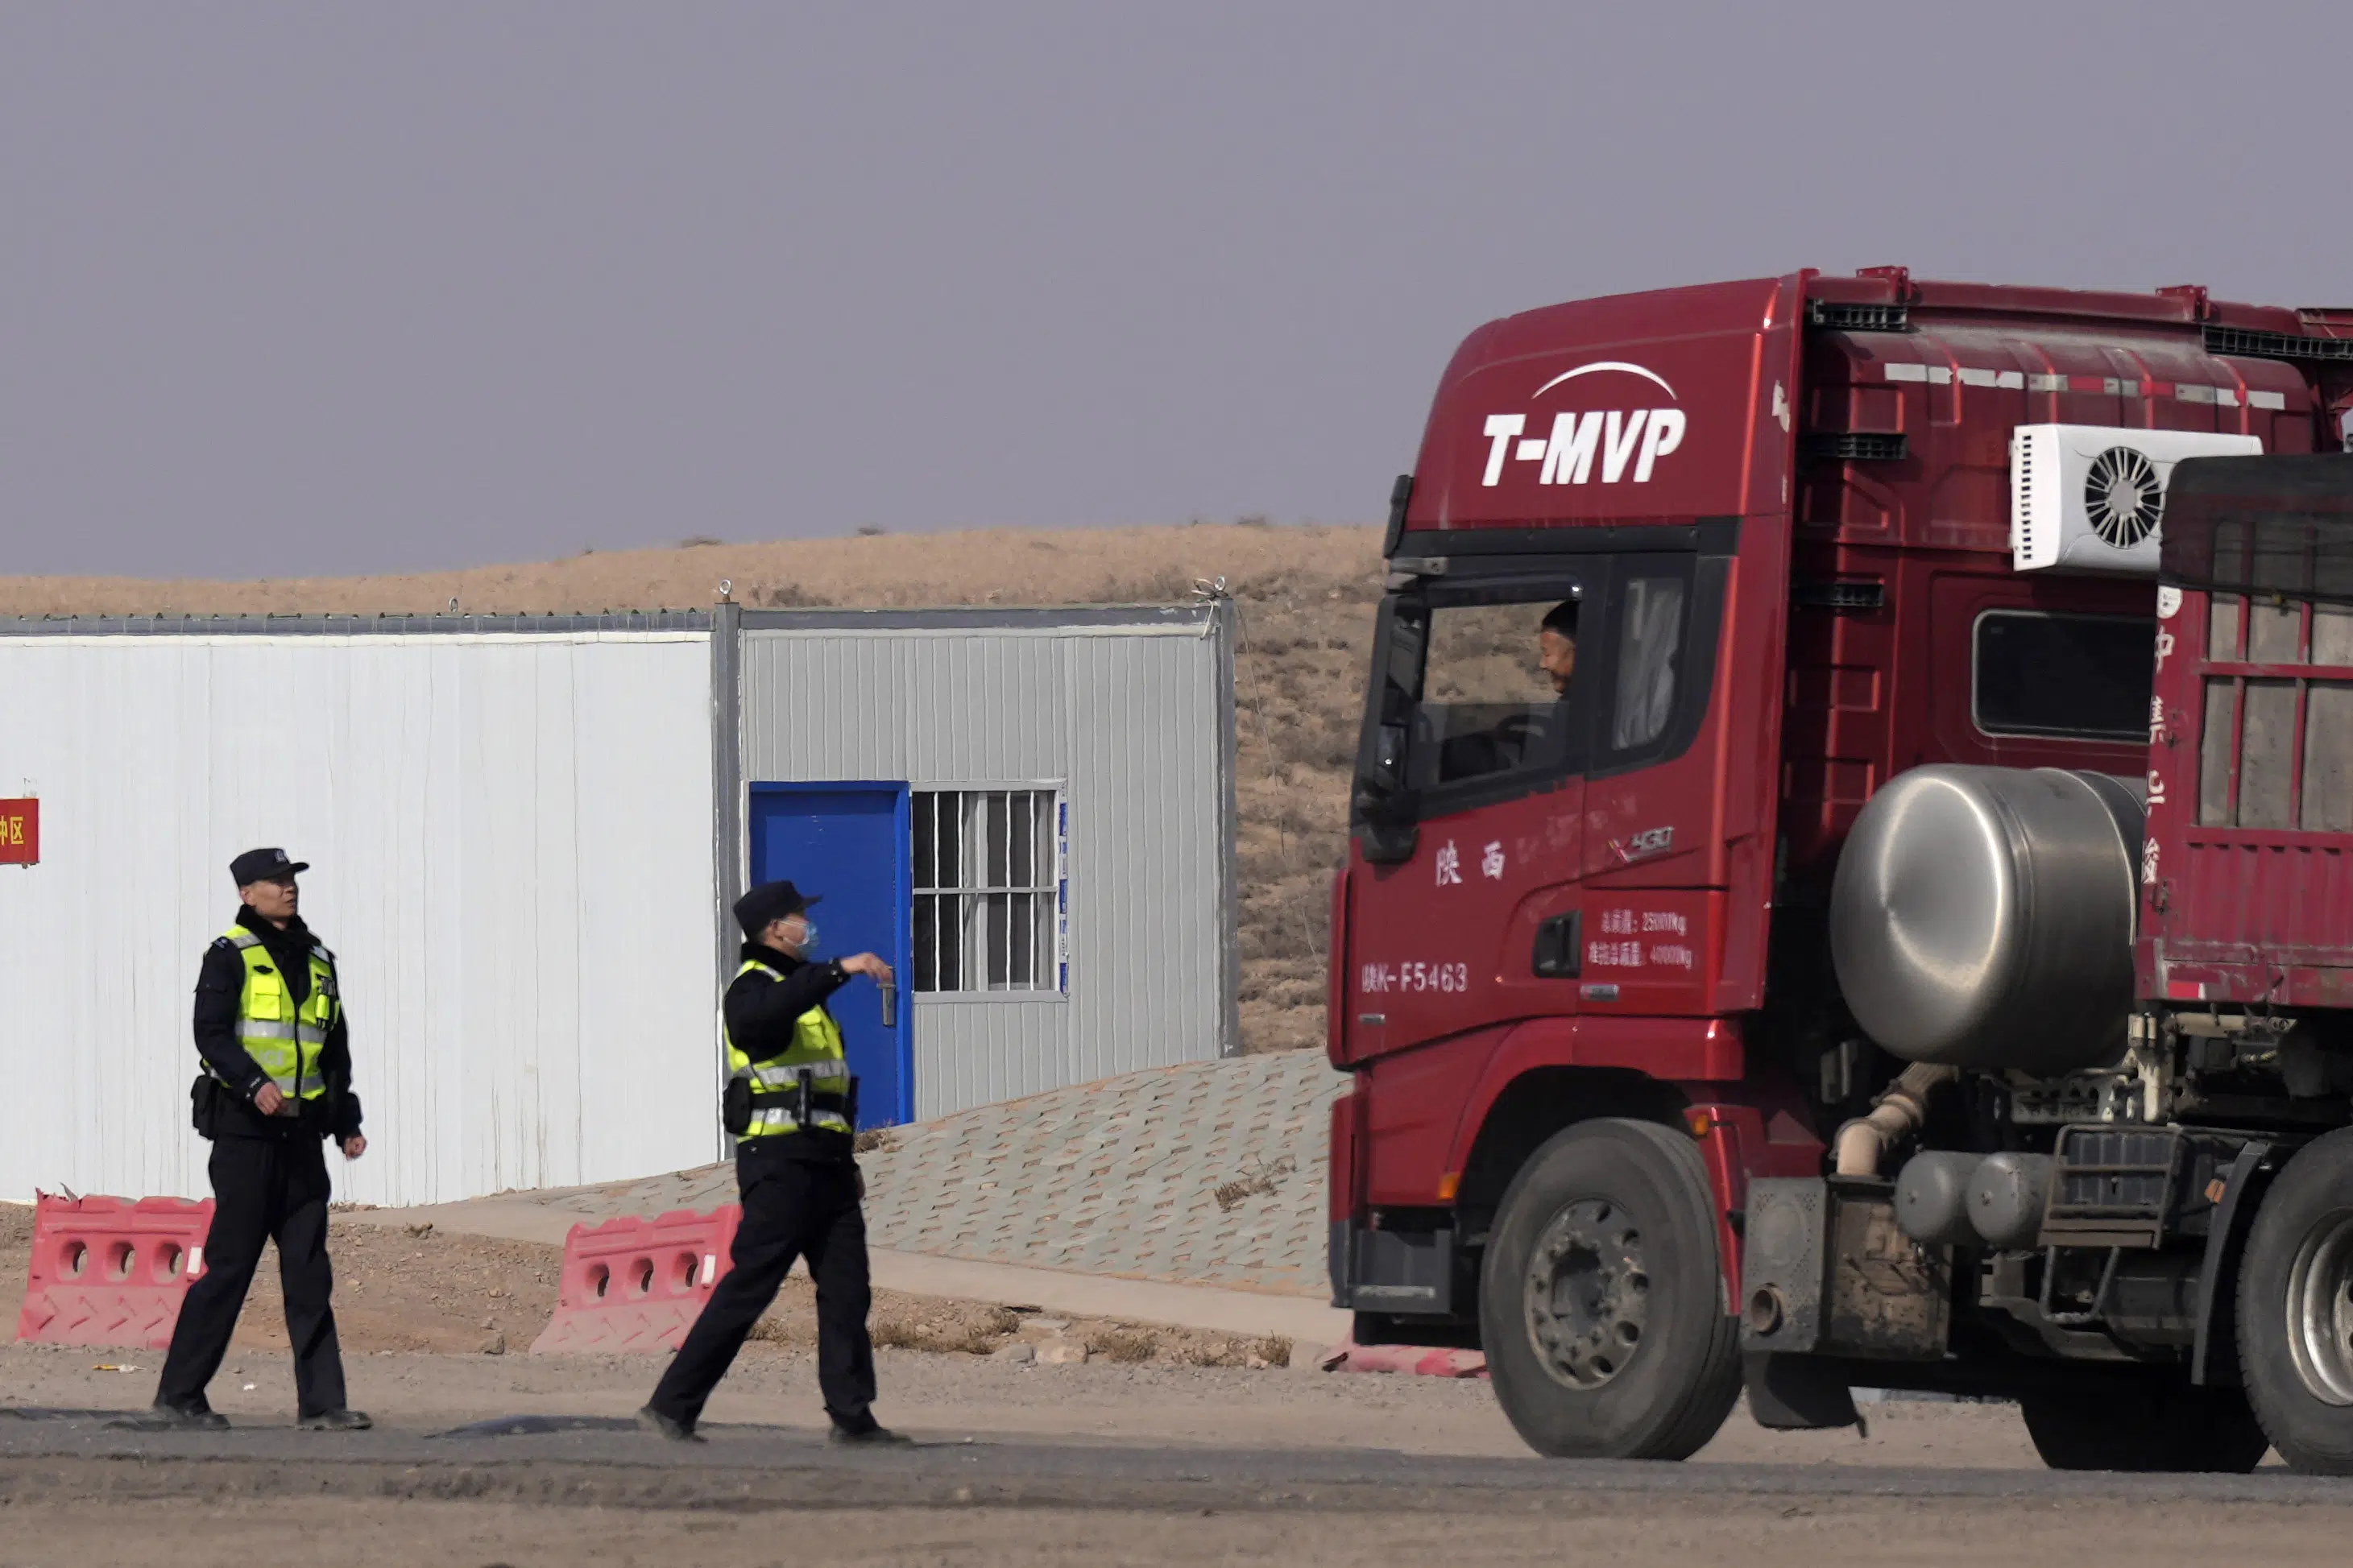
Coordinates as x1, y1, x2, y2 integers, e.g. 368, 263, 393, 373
639, 879, 906, 1444
128, 848, 371, 1432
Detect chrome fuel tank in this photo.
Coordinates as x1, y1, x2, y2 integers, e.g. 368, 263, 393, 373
1829, 766, 2144, 1074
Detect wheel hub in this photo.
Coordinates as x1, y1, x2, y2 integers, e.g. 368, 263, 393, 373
2284, 1208, 2353, 1408
1523, 1198, 1648, 1389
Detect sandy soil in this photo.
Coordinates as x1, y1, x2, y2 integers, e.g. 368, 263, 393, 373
9, 1191, 2320, 1568
12, 1495, 2353, 1568
0, 1366, 2332, 1568
0, 1330, 2046, 1470
5, 1206, 1292, 1371
0, 522, 1381, 1053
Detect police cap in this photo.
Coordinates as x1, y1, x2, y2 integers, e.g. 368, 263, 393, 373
734, 879, 820, 937
230, 846, 309, 886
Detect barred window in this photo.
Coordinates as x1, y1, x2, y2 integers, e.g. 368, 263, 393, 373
911, 788, 1065, 994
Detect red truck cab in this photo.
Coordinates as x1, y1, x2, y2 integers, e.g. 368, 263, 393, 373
1332, 268, 2353, 1469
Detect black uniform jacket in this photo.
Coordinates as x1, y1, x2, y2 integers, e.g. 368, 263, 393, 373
193, 906, 362, 1142
727, 942, 853, 1165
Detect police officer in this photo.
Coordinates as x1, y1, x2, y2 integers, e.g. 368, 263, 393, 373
639, 879, 906, 1445
131, 848, 371, 1432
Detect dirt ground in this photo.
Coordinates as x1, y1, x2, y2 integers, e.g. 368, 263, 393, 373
5, 1206, 1291, 1371
0, 1359, 2335, 1568
0, 1333, 2053, 1466
10, 1495, 2353, 1568
5, 1201, 2034, 1465
0, 521, 1382, 1053
11, 1196, 2334, 1567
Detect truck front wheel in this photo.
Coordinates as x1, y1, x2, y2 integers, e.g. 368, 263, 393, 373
2237, 1126, 2353, 1475
1479, 1118, 1740, 1459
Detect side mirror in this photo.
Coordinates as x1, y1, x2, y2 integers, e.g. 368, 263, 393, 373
1357, 817, 1419, 866
1353, 780, 1419, 865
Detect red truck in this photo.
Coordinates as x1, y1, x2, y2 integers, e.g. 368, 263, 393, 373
1329, 267, 2353, 1472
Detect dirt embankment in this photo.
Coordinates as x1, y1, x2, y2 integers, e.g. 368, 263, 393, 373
5, 1206, 1290, 1370
0, 523, 1385, 1053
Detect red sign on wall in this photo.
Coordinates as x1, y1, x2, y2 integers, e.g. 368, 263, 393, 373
0, 799, 37, 866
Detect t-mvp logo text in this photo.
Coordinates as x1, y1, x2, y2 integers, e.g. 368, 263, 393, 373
1480, 361, 1685, 487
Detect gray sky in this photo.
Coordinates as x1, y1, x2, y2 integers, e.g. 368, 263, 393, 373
6, 2, 2349, 577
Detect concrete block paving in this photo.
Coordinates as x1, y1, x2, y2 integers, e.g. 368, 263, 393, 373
554, 1051, 1344, 1299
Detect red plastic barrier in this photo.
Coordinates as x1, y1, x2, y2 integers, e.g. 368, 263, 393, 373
15, 1192, 215, 1349
529, 1206, 742, 1355
1328, 1339, 1489, 1379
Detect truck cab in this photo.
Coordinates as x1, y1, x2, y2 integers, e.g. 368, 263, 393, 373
1331, 268, 2353, 1470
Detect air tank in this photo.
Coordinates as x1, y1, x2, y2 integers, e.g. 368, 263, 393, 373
1893, 1150, 2058, 1251
1830, 766, 2144, 1075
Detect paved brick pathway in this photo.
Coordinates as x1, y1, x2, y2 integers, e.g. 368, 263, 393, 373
549, 1051, 1344, 1298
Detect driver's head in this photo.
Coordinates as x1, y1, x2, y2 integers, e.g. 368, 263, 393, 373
1539, 602, 1578, 695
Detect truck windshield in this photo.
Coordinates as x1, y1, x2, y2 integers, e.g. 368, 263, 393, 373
1973, 610, 2152, 742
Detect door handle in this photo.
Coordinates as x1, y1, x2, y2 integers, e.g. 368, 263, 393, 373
1533, 912, 1580, 978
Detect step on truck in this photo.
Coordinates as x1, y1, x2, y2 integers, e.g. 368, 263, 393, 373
1329, 268, 2353, 1472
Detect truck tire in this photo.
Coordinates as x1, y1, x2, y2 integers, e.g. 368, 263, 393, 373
2020, 1379, 2269, 1472
2236, 1126, 2353, 1474
1479, 1117, 1740, 1459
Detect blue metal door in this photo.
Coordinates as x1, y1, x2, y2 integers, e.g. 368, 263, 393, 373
745, 782, 913, 1127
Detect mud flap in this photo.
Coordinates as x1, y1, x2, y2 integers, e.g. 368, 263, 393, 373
1742, 1351, 1859, 1430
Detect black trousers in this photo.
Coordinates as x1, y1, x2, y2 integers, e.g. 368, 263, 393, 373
155, 1134, 346, 1417
647, 1152, 874, 1428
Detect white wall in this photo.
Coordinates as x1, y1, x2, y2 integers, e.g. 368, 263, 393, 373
0, 630, 719, 1206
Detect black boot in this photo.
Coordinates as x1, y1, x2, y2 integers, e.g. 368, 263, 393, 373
827, 1412, 910, 1446
297, 1409, 372, 1431
636, 1405, 706, 1444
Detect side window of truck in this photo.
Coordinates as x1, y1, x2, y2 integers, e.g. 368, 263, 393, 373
1973, 611, 2152, 742
1609, 573, 1687, 751
1406, 593, 1584, 792
1593, 555, 1701, 774
1357, 579, 1589, 817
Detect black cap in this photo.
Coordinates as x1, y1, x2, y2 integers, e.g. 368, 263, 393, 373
734, 879, 819, 937
230, 846, 309, 886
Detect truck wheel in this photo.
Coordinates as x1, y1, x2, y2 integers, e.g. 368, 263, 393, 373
1479, 1117, 1739, 1459
2020, 1379, 2269, 1472
2236, 1126, 2353, 1474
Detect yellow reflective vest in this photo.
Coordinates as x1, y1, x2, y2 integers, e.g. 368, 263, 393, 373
726, 959, 851, 1140
223, 925, 337, 1102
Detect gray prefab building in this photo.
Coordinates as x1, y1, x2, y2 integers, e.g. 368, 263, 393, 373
0, 602, 1234, 1206
722, 604, 1240, 1124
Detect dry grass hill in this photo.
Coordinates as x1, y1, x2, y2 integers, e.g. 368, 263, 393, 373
0, 523, 1386, 1053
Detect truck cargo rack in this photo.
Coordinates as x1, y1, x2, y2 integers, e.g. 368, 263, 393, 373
2202, 324, 2353, 362
1806, 300, 1911, 332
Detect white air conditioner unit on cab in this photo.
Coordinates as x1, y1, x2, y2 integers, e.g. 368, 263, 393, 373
2010, 424, 2264, 574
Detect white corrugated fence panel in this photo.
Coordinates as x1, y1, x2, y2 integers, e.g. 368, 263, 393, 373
0, 632, 719, 1206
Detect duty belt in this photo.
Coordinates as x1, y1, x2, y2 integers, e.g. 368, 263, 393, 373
745, 1066, 860, 1130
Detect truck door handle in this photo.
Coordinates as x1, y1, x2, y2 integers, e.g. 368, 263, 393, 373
1533, 912, 1580, 978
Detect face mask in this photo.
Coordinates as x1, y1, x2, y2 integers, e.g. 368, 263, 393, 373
786, 920, 819, 953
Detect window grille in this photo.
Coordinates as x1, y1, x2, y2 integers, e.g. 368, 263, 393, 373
911, 788, 1066, 993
